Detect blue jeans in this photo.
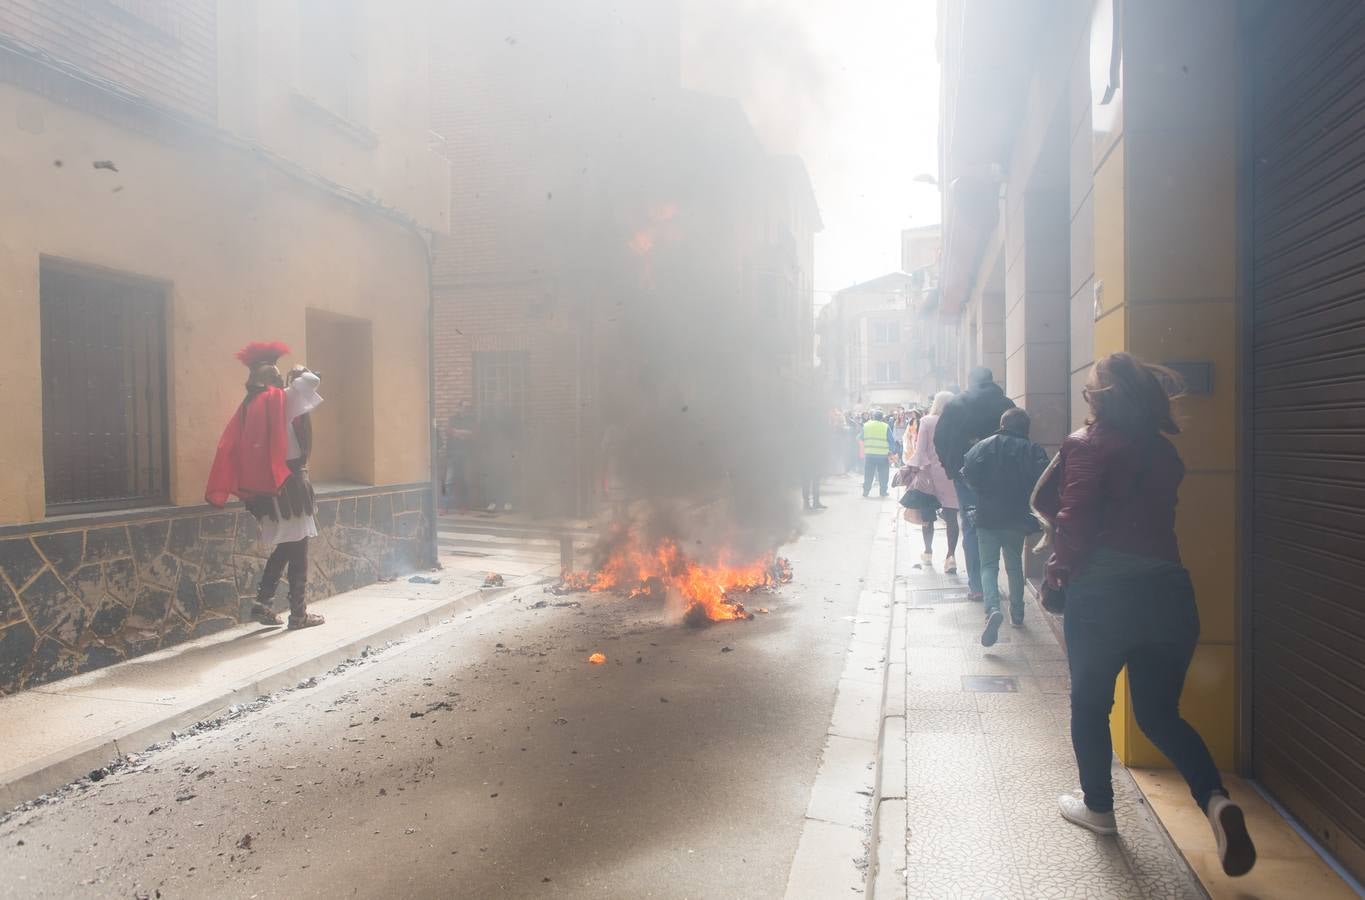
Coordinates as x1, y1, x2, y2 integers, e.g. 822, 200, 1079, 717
977, 528, 1026, 620
952, 476, 981, 593
1063, 568, 1224, 814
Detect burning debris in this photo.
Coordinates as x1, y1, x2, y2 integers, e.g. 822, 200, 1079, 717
553, 521, 794, 625
587, 652, 607, 665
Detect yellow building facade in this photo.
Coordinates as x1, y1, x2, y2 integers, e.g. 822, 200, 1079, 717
0, 1, 448, 693
941, 0, 1365, 880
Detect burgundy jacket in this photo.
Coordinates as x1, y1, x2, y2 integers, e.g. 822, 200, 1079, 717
1032, 422, 1184, 586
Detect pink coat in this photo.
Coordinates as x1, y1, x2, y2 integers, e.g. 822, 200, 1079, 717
905, 414, 959, 510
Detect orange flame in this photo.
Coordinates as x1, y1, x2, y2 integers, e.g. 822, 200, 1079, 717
587, 652, 607, 665
558, 531, 791, 624
627, 203, 680, 258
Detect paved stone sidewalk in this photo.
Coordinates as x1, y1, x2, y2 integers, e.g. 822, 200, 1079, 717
876, 515, 1207, 899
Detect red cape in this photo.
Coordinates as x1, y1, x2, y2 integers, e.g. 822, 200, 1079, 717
204, 387, 292, 507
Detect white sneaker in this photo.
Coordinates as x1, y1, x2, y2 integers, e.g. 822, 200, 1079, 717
503, 503, 513, 512
486, 503, 497, 513
1058, 792, 1117, 835
920, 552, 933, 565
943, 555, 957, 574
1207, 793, 1256, 877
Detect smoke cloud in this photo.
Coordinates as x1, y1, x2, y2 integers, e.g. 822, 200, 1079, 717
681, 0, 832, 154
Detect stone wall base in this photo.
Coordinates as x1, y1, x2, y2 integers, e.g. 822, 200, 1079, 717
0, 484, 434, 694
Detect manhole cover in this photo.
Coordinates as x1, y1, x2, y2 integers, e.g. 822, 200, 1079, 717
961, 675, 1019, 693
911, 588, 970, 604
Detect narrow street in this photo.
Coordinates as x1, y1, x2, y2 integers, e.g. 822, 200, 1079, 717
0, 479, 883, 900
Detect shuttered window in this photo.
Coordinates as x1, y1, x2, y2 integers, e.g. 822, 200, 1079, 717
39, 260, 169, 513
1250, 0, 1365, 877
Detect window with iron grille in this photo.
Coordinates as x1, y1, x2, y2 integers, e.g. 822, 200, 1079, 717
474, 351, 529, 425
870, 319, 900, 344
40, 261, 169, 513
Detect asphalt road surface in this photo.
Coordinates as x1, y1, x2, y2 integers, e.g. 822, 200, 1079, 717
0, 478, 882, 900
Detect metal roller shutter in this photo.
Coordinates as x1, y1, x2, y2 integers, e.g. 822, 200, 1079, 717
1250, 0, 1365, 877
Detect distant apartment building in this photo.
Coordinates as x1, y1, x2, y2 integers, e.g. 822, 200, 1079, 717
816, 272, 917, 408
0, 0, 449, 692
900, 225, 951, 400
815, 227, 944, 410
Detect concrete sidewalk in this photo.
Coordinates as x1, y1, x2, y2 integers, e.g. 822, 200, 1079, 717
869, 514, 1207, 899
0, 515, 576, 809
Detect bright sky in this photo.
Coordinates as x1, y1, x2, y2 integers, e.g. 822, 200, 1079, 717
683, 0, 941, 301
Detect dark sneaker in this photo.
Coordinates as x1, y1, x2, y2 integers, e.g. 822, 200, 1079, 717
251, 603, 283, 626
1207, 793, 1256, 877
287, 612, 326, 630
981, 610, 1004, 647
1011, 612, 1025, 627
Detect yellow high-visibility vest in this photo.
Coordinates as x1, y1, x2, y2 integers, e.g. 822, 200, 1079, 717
862, 420, 891, 457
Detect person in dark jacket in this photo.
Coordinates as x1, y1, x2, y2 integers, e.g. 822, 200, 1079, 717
934, 367, 1016, 601
1033, 352, 1256, 877
962, 408, 1049, 646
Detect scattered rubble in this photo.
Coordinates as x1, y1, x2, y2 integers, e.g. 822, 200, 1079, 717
483, 573, 505, 587
1, 638, 404, 826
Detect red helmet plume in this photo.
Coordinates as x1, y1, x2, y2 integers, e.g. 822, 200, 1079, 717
234, 341, 291, 368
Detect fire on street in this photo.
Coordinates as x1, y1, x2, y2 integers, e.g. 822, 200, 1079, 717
0, 486, 882, 900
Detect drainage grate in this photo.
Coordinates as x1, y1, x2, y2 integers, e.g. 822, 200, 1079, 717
961, 675, 1019, 693
911, 588, 971, 605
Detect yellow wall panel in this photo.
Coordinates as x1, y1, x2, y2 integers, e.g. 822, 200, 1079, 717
1094, 307, 1126, 357
0, 87, 432, 522
1127, 300, 1238, 472
1176, 473, 1238, 644
1116, 643, 1237, 771
1092, 137, 1126, 317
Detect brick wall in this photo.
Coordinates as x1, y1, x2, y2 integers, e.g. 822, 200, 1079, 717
432, 277, 589, 515
427, 2, 645, 516
0, 0, 217, 121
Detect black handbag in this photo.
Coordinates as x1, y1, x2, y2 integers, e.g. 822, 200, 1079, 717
899, 488, 939, 511
1040, 581, 1066, 614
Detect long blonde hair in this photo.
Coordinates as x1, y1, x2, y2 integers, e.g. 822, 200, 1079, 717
929, 391, 953, 416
